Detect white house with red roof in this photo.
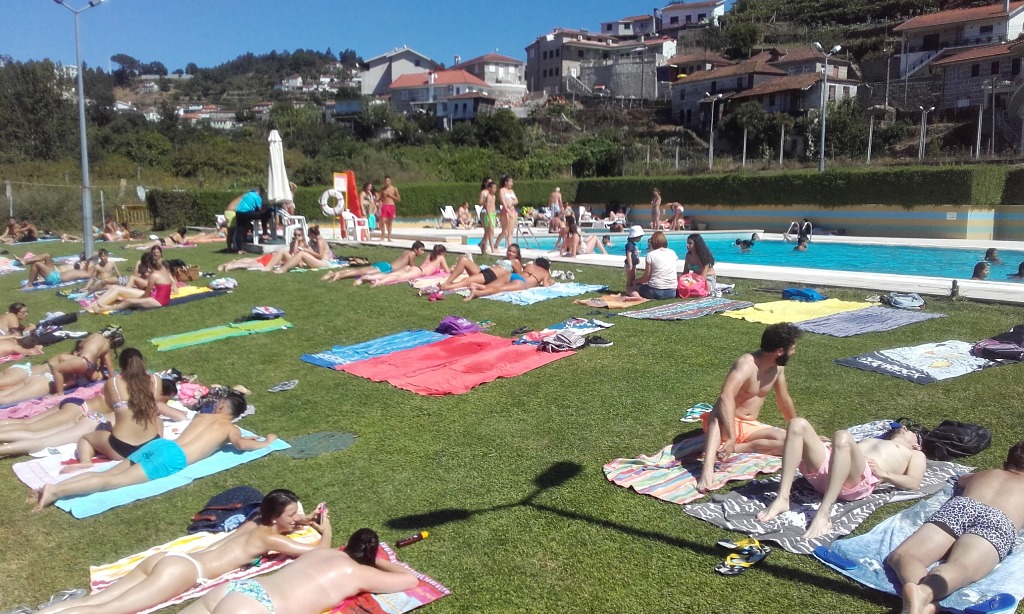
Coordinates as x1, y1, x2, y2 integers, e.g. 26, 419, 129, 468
388, 68, 492, 116
450, 53, 527, 103
660, 0, 726, 32
360, 45, 442, 96
893, 0, 1024, 78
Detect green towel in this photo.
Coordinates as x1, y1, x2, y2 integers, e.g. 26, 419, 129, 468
151, 319, 293, 351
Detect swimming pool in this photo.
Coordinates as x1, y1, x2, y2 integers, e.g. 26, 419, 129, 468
527, 235, 1023, 279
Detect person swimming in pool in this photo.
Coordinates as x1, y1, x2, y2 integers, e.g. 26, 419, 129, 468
34, 489, 331, 614
34, 392, 277, 510
984, 247, 1003, 265
971, 261, 990, 280
735, 233, 759, 253
179, 528, 417, 614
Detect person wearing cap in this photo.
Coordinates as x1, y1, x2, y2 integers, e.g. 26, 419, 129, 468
624, 225, 645, 289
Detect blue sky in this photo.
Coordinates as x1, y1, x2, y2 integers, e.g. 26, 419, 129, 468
4, 0, 711, 72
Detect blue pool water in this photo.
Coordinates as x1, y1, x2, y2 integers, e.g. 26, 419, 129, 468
526, 236, 1024, 279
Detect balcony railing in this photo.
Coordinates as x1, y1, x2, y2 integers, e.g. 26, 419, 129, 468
904, 35, 1006, 54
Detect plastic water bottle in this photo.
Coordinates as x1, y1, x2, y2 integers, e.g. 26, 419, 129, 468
395, 530, 429, 548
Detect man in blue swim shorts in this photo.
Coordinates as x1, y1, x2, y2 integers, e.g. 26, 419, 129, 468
34, 392, 278, 510
887, 441, 1024, 614
22, 253, 93, 287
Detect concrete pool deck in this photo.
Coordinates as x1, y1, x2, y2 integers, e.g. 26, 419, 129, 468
322, 225, 1024, 305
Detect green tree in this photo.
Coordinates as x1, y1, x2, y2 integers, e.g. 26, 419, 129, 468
0, 60, 77, 162
474, 109, 526, 158
719, 101, 768, 154
96, 114, 172, 169
569, 136, 622, 177
724, 22, 761, 57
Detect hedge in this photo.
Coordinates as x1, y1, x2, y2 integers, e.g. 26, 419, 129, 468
144, 166, 1018, 228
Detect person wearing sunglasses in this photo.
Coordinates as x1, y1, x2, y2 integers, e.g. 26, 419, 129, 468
756, 419, 926, 539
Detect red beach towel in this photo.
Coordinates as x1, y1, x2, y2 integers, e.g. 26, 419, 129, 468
338, 332, 573, 395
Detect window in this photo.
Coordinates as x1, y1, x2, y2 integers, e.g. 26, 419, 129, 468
401, 91, 409, 100
843, 86, 850, 98
686, 15, 693, 23
1014, 58, 1021, 76
448, 86, 454, 94
992, 61, 1000, 75
980, 24, 994, 34
490, 65, 497, 73
555, 49, 560, 57
555, 67, 560, 76
736, 77, 743, 88
455, 87, 461, 95
679, 89, 686, 100
971, 63, 980, 77
711, 81, 717, 93
603, 53, 609, 59
698, 13, 706, 20
414, 60, 421, 67
669, 16, 679, 24
768, 93, 776, 106
542, 69, 548, 78
788, 67, 796, 75
828, 84, 836, 101
542, 50, 548, 60
578, 50, 584, 58
606, 24, 613, 31
624, 23, 632, 30
802, 65, 811, 73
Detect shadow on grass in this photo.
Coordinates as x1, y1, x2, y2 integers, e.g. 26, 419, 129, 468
387, 460, 894, 606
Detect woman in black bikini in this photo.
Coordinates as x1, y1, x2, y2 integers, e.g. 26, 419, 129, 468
0, 331, 121, 406
62, 348, 177, 473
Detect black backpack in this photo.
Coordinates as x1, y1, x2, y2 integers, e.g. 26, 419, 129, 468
922, 421, 992, 461
187, 486, 264, 534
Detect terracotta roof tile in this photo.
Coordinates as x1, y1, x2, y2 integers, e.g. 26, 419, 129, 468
664, 0, 725, 10
931, 42, 1015, 65
728, 73, 823, 99
390, 69, 489, 90
894, 1, 1024, 31
452, 53, 523, 68
674, 57, 787, 84
666, 50, 732, 66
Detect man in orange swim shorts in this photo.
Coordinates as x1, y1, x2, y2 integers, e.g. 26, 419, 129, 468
696, 323, 802, 493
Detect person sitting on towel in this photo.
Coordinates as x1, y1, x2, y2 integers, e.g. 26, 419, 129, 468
321, 241, 425, 282
755, 420, 926, 539
85, 252, 176, 312
179, 528, 417, 614
35, 489, 331, 614
438, 245, 523, 292
697, 323, 802, 493
463, 257, 553, 301
33, 392, 276, 510
887, 441, 1024, 614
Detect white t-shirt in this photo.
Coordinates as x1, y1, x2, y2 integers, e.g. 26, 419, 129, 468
646, 248, 679, 289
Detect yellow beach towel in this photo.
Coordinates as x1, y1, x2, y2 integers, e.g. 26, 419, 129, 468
720, 298, 872, 324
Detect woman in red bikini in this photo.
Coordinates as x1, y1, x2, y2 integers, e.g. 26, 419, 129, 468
86, 253, 176, 312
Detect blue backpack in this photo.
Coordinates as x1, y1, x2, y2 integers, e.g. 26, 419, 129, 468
187, 485, 264, 534
782, 288, 826, 302
881, 292, 925, 310
250, 306, 285, 320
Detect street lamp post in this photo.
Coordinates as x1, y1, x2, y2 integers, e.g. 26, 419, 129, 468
53, 0, 104, 258
705, 92, 723, 171
918, 106, 934, 161
813, 42, 841, 172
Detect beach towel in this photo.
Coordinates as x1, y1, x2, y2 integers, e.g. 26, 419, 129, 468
13, 425, 290, 518
150, 319, 293, 351
339, 332, 573, 396
573, 294, 650, 309
20, 278, 87, 292
300, 330, 448, 369
88, 531, 448, 614
411, 273, 465, 290
518, 317, 614, 344
603, 434, 782, 506
0, 381, 105, 418
0, 263, 25, 276
481, 282, 607, 306
619, 297, 755, 321
0, 353, 25, 364
835, 340, 1001, 384
106, 289, 228, 314
720, 298, 872, 324
684, 459, 971, 554
796, 305, 945, 337
816, 481, 1024, 613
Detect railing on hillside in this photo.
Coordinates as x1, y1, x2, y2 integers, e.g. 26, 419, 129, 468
563, 75, 593, 97
901, 49, 942, 79
995, 110, 1022, 152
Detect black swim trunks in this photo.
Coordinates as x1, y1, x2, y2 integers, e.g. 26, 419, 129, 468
482, 268, 498, 284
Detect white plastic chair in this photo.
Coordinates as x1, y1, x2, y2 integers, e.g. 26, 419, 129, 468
440, 205, 457, 228
475, 205, 484, 225
280, 212, 307, 243
340, 210, 370, 241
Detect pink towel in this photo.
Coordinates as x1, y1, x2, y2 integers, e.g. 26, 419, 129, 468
339, 332, 573, 395
0, 381, 105, 420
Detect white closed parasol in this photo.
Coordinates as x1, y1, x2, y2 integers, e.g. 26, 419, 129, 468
266, 129, 291, 204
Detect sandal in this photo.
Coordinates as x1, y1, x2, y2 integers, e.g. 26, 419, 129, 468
717, 537, 763, 553
681, 402, 714, 423
268, 380, 298, 393
511, 326, 533, 336
714, 547, 771, 576
37, 588, 87, 610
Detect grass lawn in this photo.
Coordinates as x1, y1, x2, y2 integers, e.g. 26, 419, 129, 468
1, 239, 1022, 613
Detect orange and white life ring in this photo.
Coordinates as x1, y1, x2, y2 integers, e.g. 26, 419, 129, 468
319, 189, 346, 216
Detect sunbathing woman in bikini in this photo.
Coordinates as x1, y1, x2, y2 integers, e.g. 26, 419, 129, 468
0, 371, 177, 459
463, 257, 553, 301
86, 253, 175, 312
438, 244, 522, 291
356, 244, 449, 287
275, 225, 333, 274
0, 332, 120, 405
1, 302, 35, 338
322, 241, 426, 282
0, 335, 43, 360
180, 528, 417, 614
34, 489, 332, 614
58, 348, 186, 473
218, 228, 306, 272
